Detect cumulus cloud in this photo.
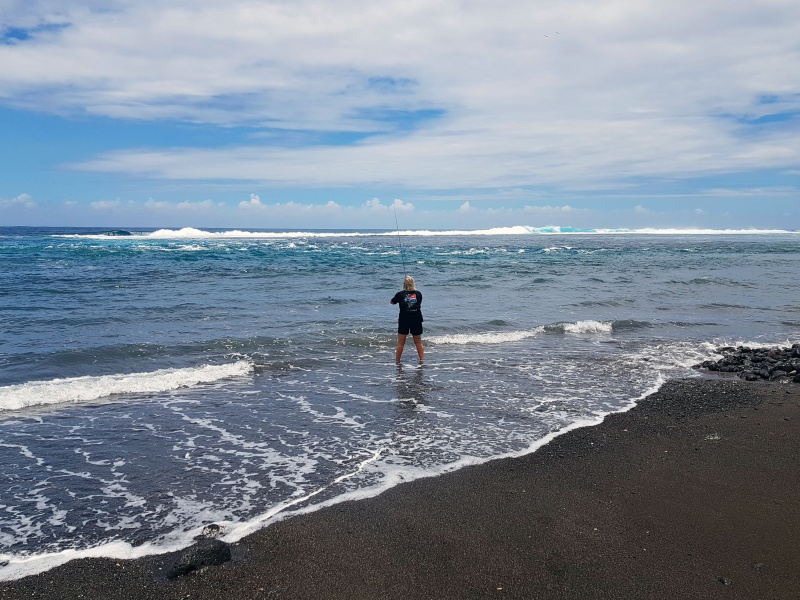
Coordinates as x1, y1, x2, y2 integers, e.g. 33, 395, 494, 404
236, 195, 344, 218
522, 204, 586, 215
144, 198, 169, 210
90, 199, 122, 210
145, 198, 219, 211
177, 199, 217, 211
239, 194, 263, 209
363, 198, 414, 213
1, 193, 36, 208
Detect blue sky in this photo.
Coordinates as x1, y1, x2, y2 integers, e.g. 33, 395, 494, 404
1, 0, 798, 230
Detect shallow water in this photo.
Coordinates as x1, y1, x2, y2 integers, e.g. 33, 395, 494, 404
1, 226, 798, 579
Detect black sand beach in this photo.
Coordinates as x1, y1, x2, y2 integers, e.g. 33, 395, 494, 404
2, 377, 799, 599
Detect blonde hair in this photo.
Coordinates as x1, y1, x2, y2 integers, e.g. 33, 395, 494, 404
403, 275, 415, 291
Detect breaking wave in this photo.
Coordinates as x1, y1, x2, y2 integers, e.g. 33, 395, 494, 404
429, 320, 619, 345
0, 361, 254, 412
56, 226, 799, 240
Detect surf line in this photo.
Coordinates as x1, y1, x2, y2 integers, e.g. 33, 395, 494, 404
223, 446, 386, 542
393, 206, 408, 276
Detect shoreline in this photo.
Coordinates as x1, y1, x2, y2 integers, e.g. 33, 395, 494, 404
2, 377, 799, 599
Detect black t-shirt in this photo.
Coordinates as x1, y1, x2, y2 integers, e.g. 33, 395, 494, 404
391, 290, 423, 320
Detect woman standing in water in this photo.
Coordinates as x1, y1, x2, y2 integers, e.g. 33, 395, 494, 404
390, 275, 424, 364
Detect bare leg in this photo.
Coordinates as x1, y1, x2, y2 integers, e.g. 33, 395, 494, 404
395, 334, 408, 363
412, 335, 424, 363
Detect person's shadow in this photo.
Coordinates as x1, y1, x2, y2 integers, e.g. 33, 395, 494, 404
395, 364, 428, 406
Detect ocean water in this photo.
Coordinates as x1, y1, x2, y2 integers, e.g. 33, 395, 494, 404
1, 225, 798, 579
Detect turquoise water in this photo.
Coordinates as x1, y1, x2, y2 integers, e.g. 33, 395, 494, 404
0, 226, 798, 579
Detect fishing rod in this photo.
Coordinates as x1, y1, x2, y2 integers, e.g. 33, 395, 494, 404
393, 206, 408, 276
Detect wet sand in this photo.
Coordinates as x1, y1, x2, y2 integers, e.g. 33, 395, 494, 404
2, 377, 799, 599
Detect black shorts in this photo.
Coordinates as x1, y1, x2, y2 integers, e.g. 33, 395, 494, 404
398, 315, 423, 336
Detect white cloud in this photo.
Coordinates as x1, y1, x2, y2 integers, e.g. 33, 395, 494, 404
90, 199, 122, 210
1, 193, 36, 208
362, 198, 414, 213
702, 187, 797, 197
522, 204, 585, 215
5, 192, 793, 230
177, 199, 217, 211
392, 199, 414, 212
236, 196, 344, 219
2, 0, 800, 194
239, 194, 263, 209
144, 198, 169, 210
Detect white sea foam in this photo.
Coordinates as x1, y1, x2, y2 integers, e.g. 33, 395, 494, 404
57, 225, 799, 241
561, 320, 614, 334
623, 341, 721, 372
429, 321, 615, 344
143, 226, 536, 238
0, 445, 386, 581
0, 338, 718, 583
618, 227, 795, 235
0, 539, 187, 582
221, 377, 674, 544
428, 327, 544, 345
710, 338, 796, 351
0, 361, 254, 412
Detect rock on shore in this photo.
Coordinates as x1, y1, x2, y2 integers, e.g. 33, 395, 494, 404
166, 538, 231, 579
695, 343, 800, 383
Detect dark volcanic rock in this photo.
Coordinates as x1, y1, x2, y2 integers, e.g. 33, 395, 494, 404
201, 523, 223, 538
695, 344, 800, 383
167, 538, 232, 579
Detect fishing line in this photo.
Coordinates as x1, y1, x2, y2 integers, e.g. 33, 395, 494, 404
393, 207, 408, 276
